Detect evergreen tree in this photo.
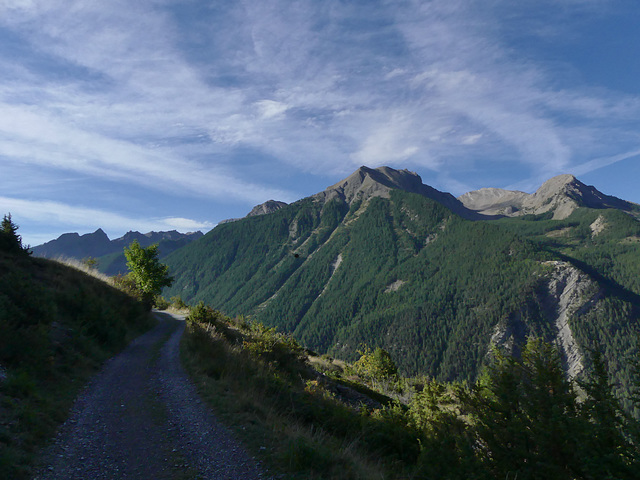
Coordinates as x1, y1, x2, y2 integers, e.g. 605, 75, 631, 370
577, 350, 635, 478
0, 213, 30, 254
465, 339, 583, 479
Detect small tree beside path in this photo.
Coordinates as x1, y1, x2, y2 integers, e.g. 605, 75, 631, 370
124, 240, 173, 308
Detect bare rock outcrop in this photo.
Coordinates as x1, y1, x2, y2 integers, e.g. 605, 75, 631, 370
590, 215, 608, 237
539, 261, 603, 378
246, 199, 288, 217
313, 166, 480, 219
490, 261, 603, 379
460, 174, 636, 220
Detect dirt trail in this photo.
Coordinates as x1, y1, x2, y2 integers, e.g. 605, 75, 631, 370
34, 312, 265, 480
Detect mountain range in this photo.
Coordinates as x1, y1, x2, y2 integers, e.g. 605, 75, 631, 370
34, 166, 640, 404
459, 173, 637, 219
32, 229, 203, 276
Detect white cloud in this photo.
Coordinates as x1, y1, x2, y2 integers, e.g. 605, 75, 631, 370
0, 0, 639, 212
461, 134, 483, 145
350, 114, 423, 166
255, 100, 289, 119
572, 148, 640, 177
0, 103, 295, 204
0, 196, 214, 241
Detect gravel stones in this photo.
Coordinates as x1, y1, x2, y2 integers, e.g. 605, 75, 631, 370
33, 313, 266, 480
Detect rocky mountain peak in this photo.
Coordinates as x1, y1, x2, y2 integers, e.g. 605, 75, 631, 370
32, 229, 204, 264
313, 165, 479, 219
247, 200, 288, 217
457, 188, 529, 216
32, 228, 113, 258
460, 174, 636, 219
94, 228, 109, 239
314, 166, 424, 205
533, 174, 579, 201
112, 230, 203, 246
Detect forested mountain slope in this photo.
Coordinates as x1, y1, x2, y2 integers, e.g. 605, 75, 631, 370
164, 166, 640, 395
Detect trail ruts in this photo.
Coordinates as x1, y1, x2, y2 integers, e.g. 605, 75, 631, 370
34, 312, 265, 480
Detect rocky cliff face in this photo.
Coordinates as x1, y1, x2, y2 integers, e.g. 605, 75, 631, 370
460, 174, 636, 220
313, 166, 480, 219
539, 261, 602, 378
246, 200, 288, 217
490, 261, 602, 379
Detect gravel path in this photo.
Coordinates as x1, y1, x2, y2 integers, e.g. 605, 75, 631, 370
34, 312, 266, 480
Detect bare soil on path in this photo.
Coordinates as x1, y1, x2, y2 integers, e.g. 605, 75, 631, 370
33, 312, 266, 480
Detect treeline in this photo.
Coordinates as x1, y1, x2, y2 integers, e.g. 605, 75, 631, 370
184, 304, 640, 479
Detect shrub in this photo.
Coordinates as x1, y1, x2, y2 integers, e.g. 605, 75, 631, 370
111, 273, 143, 300
153, 295, 170, 310
81, 257, 99, 270
243, 322, 306, 369
187, 301, 224, 325
353, 346, 398, 382
170, 296, 188, 310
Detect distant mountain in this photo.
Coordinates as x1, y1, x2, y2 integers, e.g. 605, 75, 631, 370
459, 174, 639, 219
247, 200, 288, 217
220, 200, 289, 224
162, 166, 640, 406
33, 229, 203, 275
32, 228, 113, 259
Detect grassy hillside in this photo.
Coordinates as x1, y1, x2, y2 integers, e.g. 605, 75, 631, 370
182, 303, 640, 479
0, 249, 151, 479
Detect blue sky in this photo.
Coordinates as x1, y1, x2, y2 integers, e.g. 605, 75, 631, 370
1, 0, 639, 246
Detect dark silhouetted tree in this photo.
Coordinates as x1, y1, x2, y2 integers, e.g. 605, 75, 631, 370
0, 213, 30, 254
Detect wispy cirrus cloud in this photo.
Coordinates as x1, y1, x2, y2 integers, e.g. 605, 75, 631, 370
0, 195, 215, 245
0, 103, 295, 204
1, 0, 639, 242
3, 0, 637, 179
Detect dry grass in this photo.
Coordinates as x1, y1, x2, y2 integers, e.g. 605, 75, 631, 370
52, 256, 113, 283
180, 316, 399, 479
0, 252, 150, 479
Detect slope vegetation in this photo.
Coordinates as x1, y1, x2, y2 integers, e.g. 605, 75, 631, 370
0, 248, 150, 478
166, 186, 544, 382
164, 167, 640, 397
